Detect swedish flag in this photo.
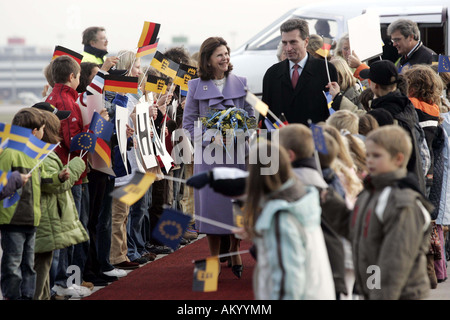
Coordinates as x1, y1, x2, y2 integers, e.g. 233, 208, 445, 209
23, 135, 57, 160
0, 123, 32, 151
0, 170, 11, 194
152, 208, 191, 250
438, 55, 450, 73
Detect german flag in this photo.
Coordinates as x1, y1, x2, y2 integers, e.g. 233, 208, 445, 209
173, 63, 198, 90
137, 21, 161, 48
145, 74, 168, 94
104, 74, 139, 94
150, 51, 179, 79
52, 45, 83, 64
94, 137, 111, 168
136, 40, 159, 58
315, 37, 333, 58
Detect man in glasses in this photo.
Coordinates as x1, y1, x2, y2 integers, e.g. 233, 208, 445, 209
387, 19, 435, 72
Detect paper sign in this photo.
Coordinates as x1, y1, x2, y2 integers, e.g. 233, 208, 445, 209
348, 12, 383, 62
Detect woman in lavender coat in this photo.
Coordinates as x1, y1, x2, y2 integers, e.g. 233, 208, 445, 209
183, 37, 255, 278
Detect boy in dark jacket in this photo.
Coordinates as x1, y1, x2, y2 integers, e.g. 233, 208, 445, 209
322, 125, 432, 300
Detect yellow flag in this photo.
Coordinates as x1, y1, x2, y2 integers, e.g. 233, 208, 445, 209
111, 172, 156, 206
192, 257, 219, 292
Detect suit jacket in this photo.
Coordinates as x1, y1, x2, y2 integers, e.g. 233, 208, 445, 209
261, 55, 338, 126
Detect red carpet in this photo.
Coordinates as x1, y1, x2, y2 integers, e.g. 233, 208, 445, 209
83, 237, 255, 300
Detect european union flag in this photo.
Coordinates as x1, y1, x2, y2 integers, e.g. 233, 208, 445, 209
152, 208, 191, 250
438, 55, 450, 73
70, 132, 97, 153
310, 123, 328, 155
89, 112, 114, 142
3, 190, 20, 208
22, 135, 57, 160
0, 170, 12, 194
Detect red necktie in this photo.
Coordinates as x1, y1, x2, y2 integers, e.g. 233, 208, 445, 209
292, 64, 299, 88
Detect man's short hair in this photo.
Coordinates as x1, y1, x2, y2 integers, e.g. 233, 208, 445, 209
280, 18, 309, 40
51, 56, 81, 84
366, 125, 412, 168
82, 26, 106, 46
279, 123, 314, 160
387, 19, 420, 41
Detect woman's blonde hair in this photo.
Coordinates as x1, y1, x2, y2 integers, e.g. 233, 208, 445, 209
330, 56, 357, 91
326, 109, 359, 135
116, 50, 139, 75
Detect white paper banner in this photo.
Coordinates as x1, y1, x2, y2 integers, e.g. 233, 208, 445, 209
348, 12, 383, 62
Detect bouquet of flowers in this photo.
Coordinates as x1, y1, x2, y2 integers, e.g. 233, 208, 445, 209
200, 107, 257, 144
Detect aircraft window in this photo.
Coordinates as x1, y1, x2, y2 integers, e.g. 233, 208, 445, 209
247, 16, 338, 51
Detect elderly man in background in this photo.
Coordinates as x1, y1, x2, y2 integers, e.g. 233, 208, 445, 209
81, 26, 108, 64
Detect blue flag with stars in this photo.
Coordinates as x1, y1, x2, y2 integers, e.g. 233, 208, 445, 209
70, 132, 97, 153
152, 208, 191, 250
438, 55, 450, 73
0, 170, 12, 195
310, 123, 328, 155
3, 190, 20, 208
89, 112, 114, 142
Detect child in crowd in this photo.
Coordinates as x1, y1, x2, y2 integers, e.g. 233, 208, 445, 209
0, 108, 67, 300
243, 141, 335, 300
34, 110, 89, 300
278, 124, 347, 299
322, 125, 433, 299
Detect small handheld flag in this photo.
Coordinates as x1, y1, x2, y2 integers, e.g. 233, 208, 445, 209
70, 132, 97, 154
89, 112, 114, 142
315, 37, 333, 58
23, 135, 58, 160
323, 91, 335, 114
438, 55, 450, 73
104, 74, 139, 94
110, 172, 156, 206
152, 208, 191, 250
136, 40, 159, 58
150, 51, 180, 79
310, 123, 328, 155
0, 170, 12, 194
174, 63, 198, 90
52, 45, 83, 64
145, 74, 169, 94
94, 138, 111, 168
137, 21, 161, 48
192, 257, 219, 292
3, 190, 20, 208
0, 123, 32, 149
245, 91, 268, 117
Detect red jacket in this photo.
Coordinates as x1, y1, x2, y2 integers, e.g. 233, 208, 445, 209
46, 83, 88, 184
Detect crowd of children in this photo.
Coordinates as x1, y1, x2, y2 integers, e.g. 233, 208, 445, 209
1, 21, 450, 300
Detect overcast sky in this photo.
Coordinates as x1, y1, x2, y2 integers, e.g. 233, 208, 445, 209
0, 0, 329, 53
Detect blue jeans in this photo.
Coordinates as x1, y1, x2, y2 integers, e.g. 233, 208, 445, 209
127, 188, 151, 261
71, 183, 90, 273
0, 229, 36, 299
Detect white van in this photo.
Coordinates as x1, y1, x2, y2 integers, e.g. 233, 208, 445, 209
231, 0, 449, 96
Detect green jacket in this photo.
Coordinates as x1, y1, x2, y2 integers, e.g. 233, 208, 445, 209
0, 148, 59, 227
35, 154, 89, 253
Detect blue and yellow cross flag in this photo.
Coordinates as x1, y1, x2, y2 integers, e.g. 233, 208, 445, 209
0, 170, 11, 194
152, 208, 191, 250
192, 257, 219, 292
70, 132, 97, 153
89, 112, 114, 142
110, 172, 156, 206
23, 135, 57, 160
310, 123, 328, 155
438, 55, 450, 73
0, 123, 32, 151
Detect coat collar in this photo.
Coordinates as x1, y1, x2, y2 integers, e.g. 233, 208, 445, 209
193, 73, 246, 106
279, 55, 315, 93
